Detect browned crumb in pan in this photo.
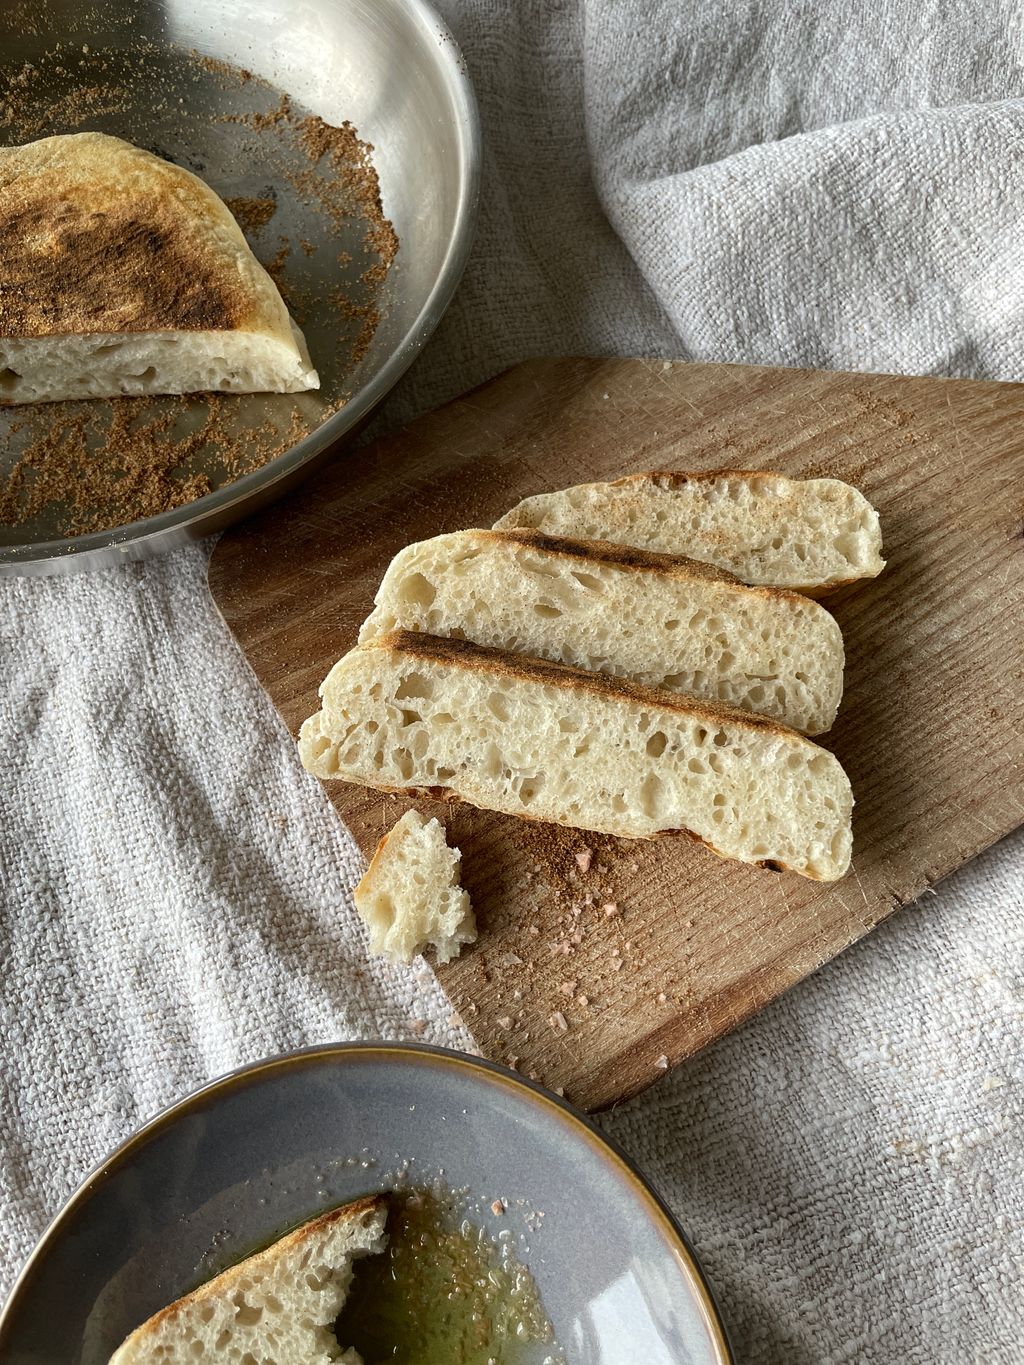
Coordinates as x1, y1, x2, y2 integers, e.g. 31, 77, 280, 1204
1, 81, 129, 139
292, 115, 400, 277
0, 397, 309, 535
224, 195, 277, 233
224, 90, 292, 131
330, 294, 382, 369
193, 53, 254, 84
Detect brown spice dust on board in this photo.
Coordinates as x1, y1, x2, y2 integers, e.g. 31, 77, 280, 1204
443, 814, 666, 1083
511, 821, 621, 889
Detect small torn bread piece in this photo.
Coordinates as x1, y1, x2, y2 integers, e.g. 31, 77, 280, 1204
0, 132, 318, 404
108, 1196, 386, 1364
359, 528, 845, 734
299, 632, 853, 881
355, 809, 476, 963
494, 469, 884, 595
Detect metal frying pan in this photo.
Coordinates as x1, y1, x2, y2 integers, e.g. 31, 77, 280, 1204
0, 0, 480, 575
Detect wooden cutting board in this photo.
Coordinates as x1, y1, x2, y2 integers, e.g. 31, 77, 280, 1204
209, 357, 1024, 1111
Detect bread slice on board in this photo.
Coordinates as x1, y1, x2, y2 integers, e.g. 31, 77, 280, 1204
300, 632, 853, 881
0, 132, 319, 404
108, 1195, 386, 1364
359, 528, 845, 735
494, 469, 883, 594
356, 808, 477, 963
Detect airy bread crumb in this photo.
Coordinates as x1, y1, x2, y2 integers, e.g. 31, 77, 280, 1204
302, 632, 853, 881
494, 469, 884, 595
108, 1196, 387, 1364
354, 809, 477, 964
358, 527, 845, 734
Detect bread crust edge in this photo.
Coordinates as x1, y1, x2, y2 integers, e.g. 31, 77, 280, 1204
110, 1194, 386, 1357
360, 630, 804, 741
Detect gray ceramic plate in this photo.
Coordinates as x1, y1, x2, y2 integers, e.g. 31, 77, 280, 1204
0, 1044, 732, 1364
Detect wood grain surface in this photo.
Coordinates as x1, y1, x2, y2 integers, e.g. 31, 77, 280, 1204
209, 357, 1024, 1111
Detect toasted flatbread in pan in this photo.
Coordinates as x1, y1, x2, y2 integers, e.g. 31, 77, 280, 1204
0, 131, 318, 403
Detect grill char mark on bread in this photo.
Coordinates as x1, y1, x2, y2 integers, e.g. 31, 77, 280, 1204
493, 469, 885, 595
375, 629, 792, 732
495, 529, 744, 584
302, 632, 853, 881
360, 530, 844, 733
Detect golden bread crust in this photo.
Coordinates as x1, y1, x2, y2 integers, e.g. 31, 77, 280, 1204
114, 1195, 385, 1350
0, 133, 283, 339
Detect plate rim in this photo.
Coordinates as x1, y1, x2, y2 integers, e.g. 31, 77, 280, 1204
0, 1040, 734, 1362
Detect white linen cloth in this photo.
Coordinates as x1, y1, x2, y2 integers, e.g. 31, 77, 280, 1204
2, 2, 1023, 1358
